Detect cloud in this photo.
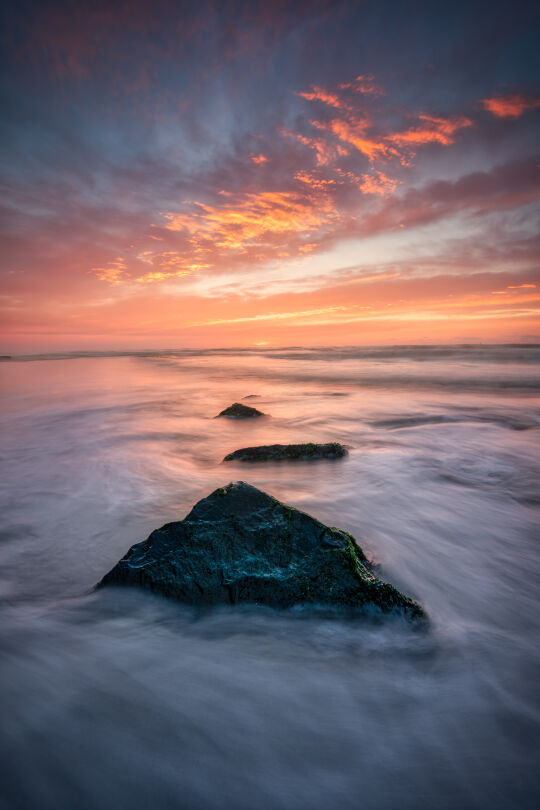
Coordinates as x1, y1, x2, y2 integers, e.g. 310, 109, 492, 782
134, 251, 210, 283
358, 170, 398, 195
7, 0, 333, 82
153, 188, 343, 275
292, 77, 474, 175
294, 171, 337, 188
338, 75, 384, 95
386, 114, 473, 148
89, 145, 539, 291
312, 116, 394, 162
17, 70, 533, 297
296, 75, 383, 113
280, 128, 349, 165
186, 284, 540, 331
91, 258, 129, 285
190, 304, 352, 326
164, 190, 337, 244
481, 94, 540, 118
493, 283, 537, 294
310, 111, 472, 166
354, 155, 540, 237
297, 87, 349, 110
3, 2, 540, 350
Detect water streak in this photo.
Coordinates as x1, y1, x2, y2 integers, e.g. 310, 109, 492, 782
0, 348, 539, 809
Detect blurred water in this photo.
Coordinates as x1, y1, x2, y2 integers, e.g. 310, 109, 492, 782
0, 346, 539, 809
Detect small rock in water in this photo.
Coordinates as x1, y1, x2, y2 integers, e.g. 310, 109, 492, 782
216, 402, 265, 418
97, 481, 425, 619
224, 442, 348, 462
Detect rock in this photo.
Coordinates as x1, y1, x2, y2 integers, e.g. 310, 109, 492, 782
216, 402, 265, 418
224, 442, 348, 462
97, 482, 425, 619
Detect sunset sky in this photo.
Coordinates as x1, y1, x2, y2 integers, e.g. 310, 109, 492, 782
1, 0, 539, 351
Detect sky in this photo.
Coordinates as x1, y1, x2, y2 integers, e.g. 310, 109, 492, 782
1, 0, 539, 351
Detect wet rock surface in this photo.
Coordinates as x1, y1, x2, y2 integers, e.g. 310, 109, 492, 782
224, 442, 348, 462
216, 402, 265, 418
98, 482, 425, 618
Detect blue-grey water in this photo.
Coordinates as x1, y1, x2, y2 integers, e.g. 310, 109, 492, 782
1, 345, 539, 810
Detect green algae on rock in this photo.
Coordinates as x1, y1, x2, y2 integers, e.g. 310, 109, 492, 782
97, 482, 425, 619
216, 402, 265, 418
224, 442, 348, 462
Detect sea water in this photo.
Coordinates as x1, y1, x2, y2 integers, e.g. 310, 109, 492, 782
1, 346, 539, 809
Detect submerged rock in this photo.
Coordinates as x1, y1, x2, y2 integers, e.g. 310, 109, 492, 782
98, 482, 425, 618
216, 402, 265, 418
224, 442, 348, 462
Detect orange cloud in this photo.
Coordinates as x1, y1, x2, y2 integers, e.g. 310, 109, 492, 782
358, 170, 398, 195
93, 184, 344, 287
281, 128, 348, 165
492, 283, 537, 294
91, 257, 129, 285
92, 253, 208, 285
295, 166, 397, 196
90, 76, 531, 298
164, 190, 337, 248
312, 116, 394, 162
481, 94, 540, 118
297, 86, 348, 109
135, 251, 209, 283
386, 114, 473, 148
311, 114, 471, 166
297, 77, 473, 170
294, 171, 336, 188
97, 188, 341, 286
339, 75, 384, 95
191, 304, 352, 327
295, 76, 384, 114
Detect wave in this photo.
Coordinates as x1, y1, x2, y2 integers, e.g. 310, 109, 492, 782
3, 343, 540, 365
370, 412, 539, 431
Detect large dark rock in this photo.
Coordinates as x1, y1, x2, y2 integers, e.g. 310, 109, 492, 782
216, 402, 265, 418
98, 482, 425, 619
224, 443, 348, 462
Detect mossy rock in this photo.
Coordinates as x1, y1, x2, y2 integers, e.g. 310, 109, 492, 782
98, 482, 425, 620
216, 402, 265, 418
224, 442, 348, 462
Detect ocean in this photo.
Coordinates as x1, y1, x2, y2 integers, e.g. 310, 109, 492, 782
1, 345, 539, 809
